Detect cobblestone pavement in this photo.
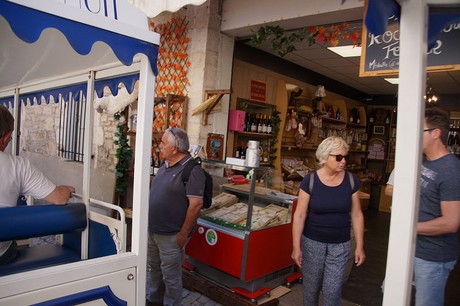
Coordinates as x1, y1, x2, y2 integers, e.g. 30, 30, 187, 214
182, 288, 222, 306
182, 283, 359, 306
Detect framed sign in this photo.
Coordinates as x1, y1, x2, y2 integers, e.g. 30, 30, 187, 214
206, 133, 224, 160
360, 15, 460, 76
373, 126, 385, 135
250, 80, 266, 102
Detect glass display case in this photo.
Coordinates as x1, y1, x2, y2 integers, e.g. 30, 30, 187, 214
185, 161, 299, 298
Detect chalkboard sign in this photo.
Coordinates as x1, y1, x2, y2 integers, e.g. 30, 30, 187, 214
360, 16, 460, 76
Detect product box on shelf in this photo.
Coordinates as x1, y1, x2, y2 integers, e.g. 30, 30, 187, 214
228, 110, 246, 132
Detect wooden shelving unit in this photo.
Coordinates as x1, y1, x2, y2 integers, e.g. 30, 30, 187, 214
229, 98, 278, 166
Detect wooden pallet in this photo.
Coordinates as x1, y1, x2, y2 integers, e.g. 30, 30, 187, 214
182, 267, 279, 306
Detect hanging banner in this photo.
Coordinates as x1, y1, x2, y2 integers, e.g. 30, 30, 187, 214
360, 16, 460, 76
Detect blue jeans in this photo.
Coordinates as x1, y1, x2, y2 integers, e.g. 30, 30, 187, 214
413, 257, 456, 306
146, 232, 185, 306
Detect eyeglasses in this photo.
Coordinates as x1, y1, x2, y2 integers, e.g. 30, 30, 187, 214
329, 154, 348, 162
423, 128, 436, 132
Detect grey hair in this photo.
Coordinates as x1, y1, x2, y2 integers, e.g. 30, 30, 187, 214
315, 136, 349, 166
0, 105, 14, 138
166, 127, 190, 153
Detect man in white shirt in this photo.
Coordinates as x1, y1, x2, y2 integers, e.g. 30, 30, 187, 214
0, 105, 75, 264
385, 169, 394, 197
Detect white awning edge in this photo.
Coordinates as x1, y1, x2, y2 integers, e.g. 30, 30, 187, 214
128, 0, 207, 18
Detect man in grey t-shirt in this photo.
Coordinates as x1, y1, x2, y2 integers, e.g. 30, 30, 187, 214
415, 107, 460, 306
146, 127, 205, 306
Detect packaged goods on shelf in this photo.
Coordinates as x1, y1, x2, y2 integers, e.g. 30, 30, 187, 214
284, 180, 301, 196
281, 158, 312, 180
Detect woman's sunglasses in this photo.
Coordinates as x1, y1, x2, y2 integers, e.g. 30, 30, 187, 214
329, 154, 348, 162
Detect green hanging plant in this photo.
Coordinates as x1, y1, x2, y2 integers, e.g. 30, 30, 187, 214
249, 23, 361, 57
269, 110, 281, 164
250, 25, 316, 57
113, 112, 133, 196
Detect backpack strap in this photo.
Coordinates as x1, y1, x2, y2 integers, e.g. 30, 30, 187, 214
181, 157, 200, 186
308, 171, 354, 194
348, 171, 355, 190
309, 172, 315, 194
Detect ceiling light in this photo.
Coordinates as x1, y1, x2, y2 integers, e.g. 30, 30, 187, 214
327, 45, 362, 57
426, 94, 439, 104
384, 78, 399, 84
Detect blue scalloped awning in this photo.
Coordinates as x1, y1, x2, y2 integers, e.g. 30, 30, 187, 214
20, 83, 87, 106
0, 0, 158, 75
95, 74, 140, 98
0, 96, 14, 108
18, 74, 139, 106
365, 0, 460, 50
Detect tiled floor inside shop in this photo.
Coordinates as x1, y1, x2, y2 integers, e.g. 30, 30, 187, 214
184, 209, 460, 306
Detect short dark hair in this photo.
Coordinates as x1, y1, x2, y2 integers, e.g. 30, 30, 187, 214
0, 105, 14, 138
425, 106, 450, 145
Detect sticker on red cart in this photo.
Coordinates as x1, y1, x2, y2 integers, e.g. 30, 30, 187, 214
205, 229, 218, 246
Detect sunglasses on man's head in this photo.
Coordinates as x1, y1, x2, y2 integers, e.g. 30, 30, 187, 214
329, 154, 348, 162
168, 127, 179, 147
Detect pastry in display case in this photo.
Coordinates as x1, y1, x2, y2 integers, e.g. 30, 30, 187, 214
202, 192, 290, 231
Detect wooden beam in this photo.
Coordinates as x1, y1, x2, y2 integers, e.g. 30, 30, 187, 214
201, 89, 231, 125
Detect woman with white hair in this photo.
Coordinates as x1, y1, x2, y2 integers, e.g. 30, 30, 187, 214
291, 136, 366, 306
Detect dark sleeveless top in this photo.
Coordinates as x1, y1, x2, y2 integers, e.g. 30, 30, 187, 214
299, 171, 361, 243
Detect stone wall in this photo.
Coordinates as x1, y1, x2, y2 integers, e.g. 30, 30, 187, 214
151, 0, 234, 157
18, 100, 120, 201
20, 101, 119, 172
185, 0, 234, 151
20, 102, 60, 157
93, 111, 119, 172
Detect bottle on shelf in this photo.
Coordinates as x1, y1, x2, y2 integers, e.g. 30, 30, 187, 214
257, 113, 263, 133
245, 113, 252, 132
239, 141, 246, 159
250, 114, 257, 132
369, 109, 375, 123
335, 107, 341, 121
262, 142, 269, 163
356, 110, 361, 125
349, 109, 354, 123
262, 114, 267, 133
385, 111, 391, 124
266, 115, 272, 134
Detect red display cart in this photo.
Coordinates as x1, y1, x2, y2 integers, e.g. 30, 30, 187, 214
185, 162, 299, 301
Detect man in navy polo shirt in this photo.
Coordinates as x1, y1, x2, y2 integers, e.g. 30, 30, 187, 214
146, 127, 205, 306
